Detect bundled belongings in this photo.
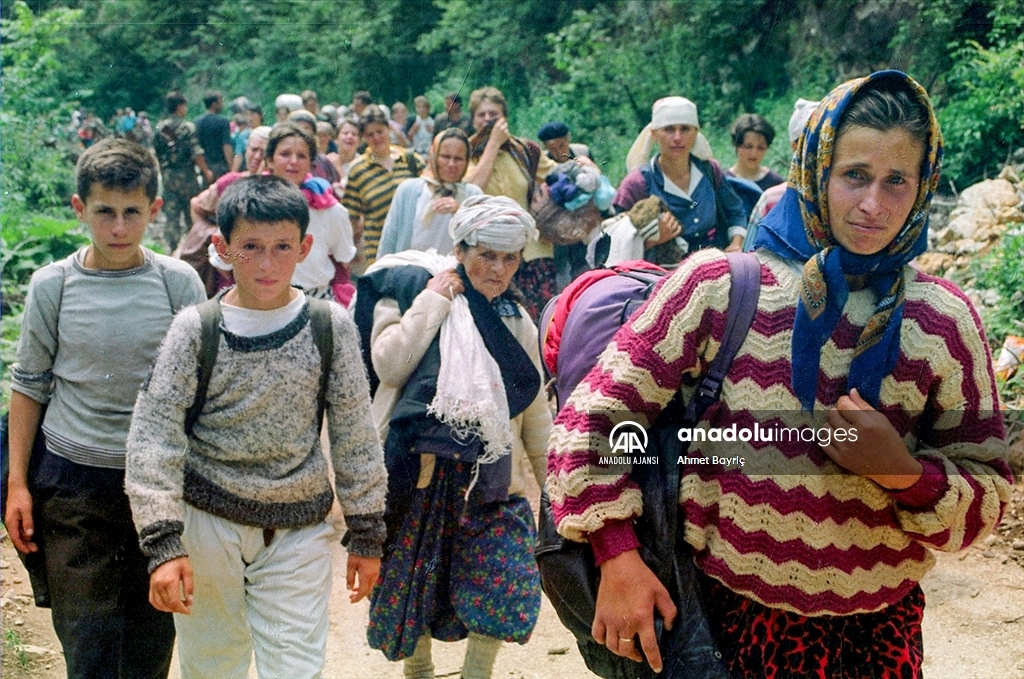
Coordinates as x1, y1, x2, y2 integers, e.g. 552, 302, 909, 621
534, 161, 615, 246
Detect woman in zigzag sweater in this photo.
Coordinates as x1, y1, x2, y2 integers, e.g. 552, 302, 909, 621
546, 70, 1013, 679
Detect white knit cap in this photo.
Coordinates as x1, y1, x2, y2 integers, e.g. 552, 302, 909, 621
651, 96, 700, 129
788, 98, 820, 144
448, 195, 538, 252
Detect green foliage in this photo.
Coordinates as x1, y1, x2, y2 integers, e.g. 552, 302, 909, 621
972, 226, 1024, 399
0, 1, 87, 117
1, 2, 82, 210
939, 40, 1024, 189
419, 0, 595, 106
3, 629, 29, 669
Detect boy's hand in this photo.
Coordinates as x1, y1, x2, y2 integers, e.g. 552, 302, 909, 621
4, 485, 38, 554
150, 556, 194, 614
346, 554, 380, 603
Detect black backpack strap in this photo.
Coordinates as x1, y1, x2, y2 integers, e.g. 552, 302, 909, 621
307, 299, 334, 429
186, 299, 222, 436
683, 251, 761, 425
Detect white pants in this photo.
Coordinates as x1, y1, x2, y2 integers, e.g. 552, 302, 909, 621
177, 505, 334, 679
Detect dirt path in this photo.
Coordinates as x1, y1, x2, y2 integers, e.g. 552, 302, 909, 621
4, 481, 1024, 678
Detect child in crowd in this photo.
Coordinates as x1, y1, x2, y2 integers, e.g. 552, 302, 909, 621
5, 138, 205, 678
125, 174, 386, 678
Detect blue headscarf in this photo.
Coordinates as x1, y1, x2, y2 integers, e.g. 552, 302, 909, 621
752, 71, 944, 410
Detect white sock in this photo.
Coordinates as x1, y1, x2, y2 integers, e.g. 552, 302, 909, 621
403, 634, 435, 679
462, 633, 501, 679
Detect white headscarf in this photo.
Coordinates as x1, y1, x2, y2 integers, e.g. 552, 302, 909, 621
448, 194, 538, 253
249, 125, 272, 143
625, 96, 714, 172
788, 98, 820, 144
274, 93, 302, 113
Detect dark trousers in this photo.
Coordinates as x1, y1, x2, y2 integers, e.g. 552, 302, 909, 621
35, 450, 175, 679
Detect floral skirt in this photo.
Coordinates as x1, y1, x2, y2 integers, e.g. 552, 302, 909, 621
702, 574, 925, 679
367, 459, 541, 661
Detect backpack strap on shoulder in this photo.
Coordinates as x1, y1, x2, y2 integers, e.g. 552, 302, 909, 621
186, 299, 222, 436
683, 252, 761, 424
708, 157, 725, 191
307, 299, 334, 429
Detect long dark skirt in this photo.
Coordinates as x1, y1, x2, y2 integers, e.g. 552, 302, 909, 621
702, 574, 925, 679
367, 458, 541, 661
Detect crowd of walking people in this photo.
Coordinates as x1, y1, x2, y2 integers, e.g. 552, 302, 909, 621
4, 70, 1013, 679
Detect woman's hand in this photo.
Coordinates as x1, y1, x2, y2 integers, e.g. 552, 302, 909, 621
822, 388, 923, 490
431, 196, 459, 215
593, 549, 677, 674
725, 234, 744, 253
352, 215, 365, 244
150, 556, 194, 614
645, 212, 682, 249
426, 268, 464, 300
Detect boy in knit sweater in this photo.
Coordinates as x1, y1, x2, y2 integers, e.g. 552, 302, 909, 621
6, 138, 205, 679
126, 175, 387, 678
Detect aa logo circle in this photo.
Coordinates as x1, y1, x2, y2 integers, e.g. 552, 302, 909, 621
608, 421, 648, 455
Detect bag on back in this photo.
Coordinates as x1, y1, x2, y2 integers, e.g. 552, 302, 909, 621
539, 260, 668, 409
536, 252, 761, 679
154, 118, 184, 168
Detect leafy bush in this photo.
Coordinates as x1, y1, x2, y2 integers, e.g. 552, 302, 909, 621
938, 40, 1024, 189
0, 213, 85, 404
971, 226, 1024, 405
973, 227, 1024, 342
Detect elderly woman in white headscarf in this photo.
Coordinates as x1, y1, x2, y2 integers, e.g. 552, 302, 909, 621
355, 195, 552, 679
614, 96, 748, 265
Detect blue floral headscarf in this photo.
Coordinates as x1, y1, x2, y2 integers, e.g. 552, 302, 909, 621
752, 71, 944, 410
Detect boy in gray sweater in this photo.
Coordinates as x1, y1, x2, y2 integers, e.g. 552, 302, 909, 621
6, 138, 205, 678
126, 174, 386, 678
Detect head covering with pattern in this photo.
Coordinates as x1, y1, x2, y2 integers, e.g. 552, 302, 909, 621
752, 70, 944, 410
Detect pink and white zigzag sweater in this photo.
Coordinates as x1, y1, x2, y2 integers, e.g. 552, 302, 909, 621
547, 249, 1013, 617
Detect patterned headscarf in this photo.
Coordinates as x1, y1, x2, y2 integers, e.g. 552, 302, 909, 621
752, 70, 943, 410
421, 128, 472, 227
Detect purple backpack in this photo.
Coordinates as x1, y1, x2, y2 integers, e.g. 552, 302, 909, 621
540, 252, 760, 410
542, 269, 663, 409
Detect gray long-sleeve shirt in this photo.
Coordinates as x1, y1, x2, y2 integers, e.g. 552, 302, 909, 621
11, 248, 205, 469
